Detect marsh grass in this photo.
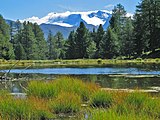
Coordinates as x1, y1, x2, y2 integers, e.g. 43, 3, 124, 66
90, 90, 113, 108
49, 92, 81, 114
0, 97, 34, 119
27, 80, 58, 98
54, 77, 99, 101
27, 77, 98, 101
0, 77, 159, 119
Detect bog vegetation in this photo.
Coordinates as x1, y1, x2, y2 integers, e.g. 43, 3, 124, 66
0, 77, 159, 119
0, 0, 160, 60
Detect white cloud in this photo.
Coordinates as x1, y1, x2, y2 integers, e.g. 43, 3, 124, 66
104, 4, 114, 9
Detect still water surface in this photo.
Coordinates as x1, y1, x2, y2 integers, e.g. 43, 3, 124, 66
1, 67, 160, 75
0, 67, 160, 91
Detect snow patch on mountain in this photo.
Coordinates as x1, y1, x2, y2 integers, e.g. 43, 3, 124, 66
22, 10, 112, 27
51, 22, 73, 27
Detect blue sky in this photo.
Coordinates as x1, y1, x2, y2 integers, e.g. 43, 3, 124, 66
0, 0, 140, 20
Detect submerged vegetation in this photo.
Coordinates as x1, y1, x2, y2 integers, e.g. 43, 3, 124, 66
0, 77, 159, 119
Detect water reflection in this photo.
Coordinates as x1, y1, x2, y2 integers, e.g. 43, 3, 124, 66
1, 73, 160, 91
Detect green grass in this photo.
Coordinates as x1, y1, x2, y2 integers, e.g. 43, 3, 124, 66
0, 77, 160, 119
1, 58, 160, 69
49, 92, 81, 114
87, 109, 157, 120
27, 77, 98, 101
90, 90, 113, 108
27, 80, 57, 98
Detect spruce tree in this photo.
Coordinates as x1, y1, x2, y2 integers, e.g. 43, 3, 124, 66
100, 28, 118, 59
109, 4, 127, 56
95, 24, 104, 58
122, 18, 134, 58
54, 32, 65, 59
33, 23, 47, 59
47, 30, 55, 60
66, 31, 76, 59
0, 15, 15, 60
14, 42, 26, 60
21, 22, 38, 60
74, 22, 89, 58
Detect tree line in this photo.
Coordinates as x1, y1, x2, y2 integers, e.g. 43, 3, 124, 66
0, 0, 160, 60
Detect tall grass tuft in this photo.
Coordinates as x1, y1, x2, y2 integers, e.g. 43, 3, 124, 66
90, 90, 113, 108
49, 92, 81, 114
0, 97, 34, 119
124, 92, 148, 110
27, 81, 57, 98
88, 109, 157, 120
27, 97, 55, 119
27, 77, 98, 101
53, 77, 99, 101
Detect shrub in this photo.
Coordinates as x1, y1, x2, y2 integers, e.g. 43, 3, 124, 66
90, 90, 113, 108
50, 92, 81, 114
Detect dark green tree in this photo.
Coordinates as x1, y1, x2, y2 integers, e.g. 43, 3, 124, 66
95, 24, 105, 58
20, 22, 38, 60
47, 30, 55, 60
33, 23, 47, 59
122, 18, 134, 58
100, 28, 118, 59
74, 22, 90, 58
66, 31, 76, 59
0, 15, 15, 60
109, 4, 127, 56
14, 42, 26, 60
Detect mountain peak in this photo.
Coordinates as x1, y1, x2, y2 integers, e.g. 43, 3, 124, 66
21, 10, 112, 27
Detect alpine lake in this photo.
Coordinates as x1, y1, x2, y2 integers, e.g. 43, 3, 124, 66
0, 63, 160, 93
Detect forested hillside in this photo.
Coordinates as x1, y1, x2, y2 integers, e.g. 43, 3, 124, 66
0, 0, 160, 60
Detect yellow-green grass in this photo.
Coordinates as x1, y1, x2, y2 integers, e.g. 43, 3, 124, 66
90, 90, 113, 108
0, 77, 160, 119
49, 92, 81, 114
27, 77, 98, 101
1, 58, 160, 69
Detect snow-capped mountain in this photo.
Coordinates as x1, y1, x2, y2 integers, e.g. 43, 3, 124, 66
22, 10, 112, 28
21, 10, 112, 38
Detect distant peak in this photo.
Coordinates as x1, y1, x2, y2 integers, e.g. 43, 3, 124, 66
21, 10, 112, 26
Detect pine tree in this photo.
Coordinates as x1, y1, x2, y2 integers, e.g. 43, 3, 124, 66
133, 0, 160, 57
14, 42, 26, 60
86, 40, 97, 59
0, 15, 15, 60
21, 22, 38, 60
95, 24, 104, 58
74, 22, 89, 58
122, 18, 134, 58
66, 31, 76, 59
47, 30, 55, 60
54, 32, 65, 59
133, 4, 147, 56
109, 4, 127, 56
100, 28, 118, 59
33, 23, 47, 59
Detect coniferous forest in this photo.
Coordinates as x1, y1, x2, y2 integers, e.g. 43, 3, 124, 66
0, 1, 160, 60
